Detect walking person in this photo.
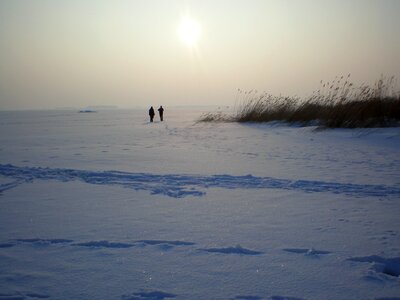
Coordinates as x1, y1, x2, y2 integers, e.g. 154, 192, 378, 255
149, 106, 155, 122
158, 106, 164, 121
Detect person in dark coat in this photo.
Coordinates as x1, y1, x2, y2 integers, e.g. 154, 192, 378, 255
149, 106, 155, 122
158, 106, 164, 121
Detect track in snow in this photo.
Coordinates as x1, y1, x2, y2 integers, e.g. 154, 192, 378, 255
1, 164, 399, 198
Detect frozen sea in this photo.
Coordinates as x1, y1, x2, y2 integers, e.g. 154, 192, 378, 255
0, 109, 399, 300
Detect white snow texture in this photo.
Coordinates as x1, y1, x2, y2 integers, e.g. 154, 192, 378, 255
0, 109, 399, 300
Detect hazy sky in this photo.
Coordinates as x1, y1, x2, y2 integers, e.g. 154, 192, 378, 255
1, 0, 399, 110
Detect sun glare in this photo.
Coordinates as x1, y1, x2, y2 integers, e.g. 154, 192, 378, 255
178, 17, 200, 47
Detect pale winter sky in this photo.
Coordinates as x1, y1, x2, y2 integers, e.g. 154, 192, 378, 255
0, 0, 399, 110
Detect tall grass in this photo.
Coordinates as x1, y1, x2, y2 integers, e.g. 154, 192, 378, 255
198, 76, 400, 128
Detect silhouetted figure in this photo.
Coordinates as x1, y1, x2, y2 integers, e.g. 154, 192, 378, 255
158, 106, 164, 121
149, 106, 155, 122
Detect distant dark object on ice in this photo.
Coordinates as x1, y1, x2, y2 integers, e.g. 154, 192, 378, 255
149, 106, 155, 122
78, 105, 117, 113
78, 110, 97, 113
158, 105, 164, 121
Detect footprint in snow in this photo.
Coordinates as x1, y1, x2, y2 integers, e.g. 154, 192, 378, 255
347, 255, 400, 278
134, 240, 195, 246
0, 292, 50, 299
25, 293, 50, 299
198, 245, 263, 255
72, 240, 134, 249
121, 290, 177, 300
2, 163, 399, 198
283, 248, 331, 257
232, 296, 263, 300
72, 240, 195, 250
270, 296, 306, 300
7, 238, 196, 250
133, 240, 195, 251
15, 238, 73, 245
1, 238, 73, 249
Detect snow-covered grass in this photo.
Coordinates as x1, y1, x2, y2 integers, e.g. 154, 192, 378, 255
0, 109, 399, 299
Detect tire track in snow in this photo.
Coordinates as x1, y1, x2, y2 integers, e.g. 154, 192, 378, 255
0, 164, 399, 198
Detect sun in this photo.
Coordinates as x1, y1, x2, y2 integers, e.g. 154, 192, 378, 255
178, 17, 200, 47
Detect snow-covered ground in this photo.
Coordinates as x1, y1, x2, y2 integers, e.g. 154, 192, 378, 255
0, 109, 399, 300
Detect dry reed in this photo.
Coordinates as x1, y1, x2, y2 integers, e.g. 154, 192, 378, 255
197, 76, 400, 128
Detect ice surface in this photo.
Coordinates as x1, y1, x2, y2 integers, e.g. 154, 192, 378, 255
0, 109, 399, 299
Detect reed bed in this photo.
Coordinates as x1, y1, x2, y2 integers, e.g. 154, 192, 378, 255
198, 76, 400, 128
